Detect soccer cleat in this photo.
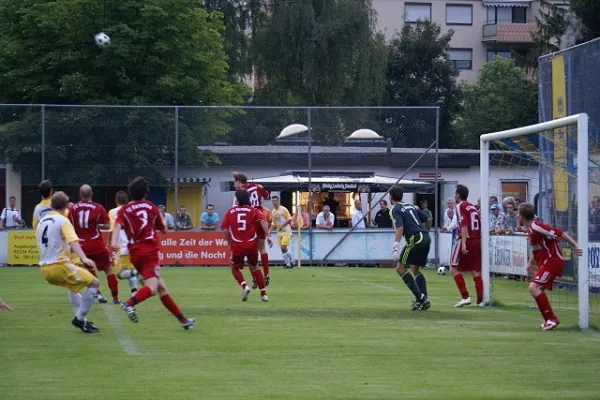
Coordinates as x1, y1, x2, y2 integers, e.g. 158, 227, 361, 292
182, 318, 196, 330
71, 317, 100, 333
84, 320, 100, 333
252, 278, 258, 290
541, 319, 560, 330
410, 301, 420, 311
112, 299, 121, 305
121, 302, 138, 323
418, 297, 431, 311
96, 293, 108, 304
261, 295, 269, 302
454, 297, 472, 308
265, 275, 270, 287
241, 287, 251, 302
475, 302, 485, 308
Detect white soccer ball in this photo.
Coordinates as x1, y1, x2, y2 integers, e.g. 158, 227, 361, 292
437, 266, 448, 275
94, 32, 111, 47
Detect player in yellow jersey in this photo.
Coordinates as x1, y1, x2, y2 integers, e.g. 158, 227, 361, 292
37, 191, 101, 333
108, 191, 139, 295
271, 196, 294, 268
32, 180, 54, 230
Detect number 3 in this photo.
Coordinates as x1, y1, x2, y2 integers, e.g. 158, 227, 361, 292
137, 210, 148, 229
237, 213, 247, 231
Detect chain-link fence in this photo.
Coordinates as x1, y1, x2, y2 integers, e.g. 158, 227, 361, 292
0, 105, 440, 266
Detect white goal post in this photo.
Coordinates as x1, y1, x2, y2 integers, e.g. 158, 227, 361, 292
480, 113, 590, 329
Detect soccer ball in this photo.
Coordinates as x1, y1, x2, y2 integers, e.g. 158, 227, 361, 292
94, 32, 111, 47
437, 266, 448, 275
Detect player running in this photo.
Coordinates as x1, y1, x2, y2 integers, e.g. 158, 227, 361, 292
112, 177, 195, 330
233, 172, 272, 285
37, 191, 101, 333
390, 185, 431, 311
450, 184, 484, 307
519, 203, 583, 330
271, 196, 293, 268
108, 191, 139, 295
222, 189, 273, 302
70, 185, 120, 304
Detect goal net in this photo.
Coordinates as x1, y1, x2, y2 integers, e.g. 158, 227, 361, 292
480, 113, 600, 330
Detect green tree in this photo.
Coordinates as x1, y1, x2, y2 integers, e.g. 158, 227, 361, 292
386, 21, 461, 148
455, 57, 538, 149
571, 0, 600, 41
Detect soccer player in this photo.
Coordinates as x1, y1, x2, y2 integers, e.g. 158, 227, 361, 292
233, 172, 272, 285
519, 203, 583, 330
271, 196, 293, 268
450, 184, 484, 307
37, 191, 101, 333
32, 180, 54, 230
112, 177, 195, 330
108, 191, 139, 295
390, 185, 431, 311
222, 189, 272, 302
70, 185, 120, 304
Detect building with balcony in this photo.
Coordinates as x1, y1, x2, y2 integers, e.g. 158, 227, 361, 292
373, 0, 570, 83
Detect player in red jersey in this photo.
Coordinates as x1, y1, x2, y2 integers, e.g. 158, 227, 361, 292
519, 203, 583, 330
450, 184, 484, 307
111, 177, 195, 330
69, 185, 120, 304
222, 189, 273, 302
233, 172, 272, 286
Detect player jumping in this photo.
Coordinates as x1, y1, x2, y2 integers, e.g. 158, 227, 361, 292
108, 191, 139, 295
112, 177, 195, 330
519, 203, 583, 330
450, 184, 484, 307
390, 185, 431, 311
222, 189, 272, 302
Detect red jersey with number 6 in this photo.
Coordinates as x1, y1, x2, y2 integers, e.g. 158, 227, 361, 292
69, 200, 110, 255
456, 201, 481, 239
116, 200, 165, 255
221, 205, 266, 255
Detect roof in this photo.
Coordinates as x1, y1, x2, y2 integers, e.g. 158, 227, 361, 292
482, 0, 530, 7
166, 177, 211, 184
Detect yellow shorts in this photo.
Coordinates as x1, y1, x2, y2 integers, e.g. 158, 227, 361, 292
114, 255, 134, 275
69, 253, 81, 266
278, 233, 291, 247
40, 262, 94, 293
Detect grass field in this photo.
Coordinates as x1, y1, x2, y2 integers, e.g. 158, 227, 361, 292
1, 267, 600, 400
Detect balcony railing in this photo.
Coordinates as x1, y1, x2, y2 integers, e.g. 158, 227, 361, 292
482, 20, 536, 44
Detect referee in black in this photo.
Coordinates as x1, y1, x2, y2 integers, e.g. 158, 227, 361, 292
390, 185, 431, 311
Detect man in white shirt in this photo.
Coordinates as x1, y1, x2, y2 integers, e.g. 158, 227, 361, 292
316, 205, 335, 230
351, 198, 366, 229
0, 196, 24, 229
442, 198, 457, 232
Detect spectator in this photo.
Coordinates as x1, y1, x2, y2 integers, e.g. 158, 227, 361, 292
374, 200, 393, 228
514, 198, 521, 209
442, 198, 457, 232
316, 205, 335, 230
175, 205, 193, 230
502, 196, 515, 213
418, 200, 433, 231
290, 206, 310, 230
351, 198, 366, 229
158, 205, 175, 230
476, 197, 481, 212
0, 196, 24, 229
200, 204, 220, 230
504, 203, 518, 233
323, 193, 339, 226
490, 204, 505, 233
589, 199, 600, 241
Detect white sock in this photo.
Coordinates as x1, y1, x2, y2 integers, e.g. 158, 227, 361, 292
128, 276, 138, 291
68, 291, 82, 316
76, 287, 98, 321
118, 270, 134, 279
283, 252, 292, 265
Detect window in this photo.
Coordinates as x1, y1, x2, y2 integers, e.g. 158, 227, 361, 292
487, 6, 527, 23
446, 4, 472, 25
448, 49, 472, 70
487, 50, 512, 62
405, 3, 431, 22
501, 182, 528, 203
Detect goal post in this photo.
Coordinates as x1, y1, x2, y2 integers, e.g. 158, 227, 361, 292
480, 113, 590, 330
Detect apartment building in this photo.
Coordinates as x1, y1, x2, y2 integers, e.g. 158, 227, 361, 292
373, 0, 570, 83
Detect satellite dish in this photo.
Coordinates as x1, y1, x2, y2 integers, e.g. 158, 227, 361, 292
278, 124, 309, 138
347, 129, 383, 139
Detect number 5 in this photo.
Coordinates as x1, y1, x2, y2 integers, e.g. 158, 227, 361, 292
237, 213, 247, 231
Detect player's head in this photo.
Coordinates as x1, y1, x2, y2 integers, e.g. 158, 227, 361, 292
115, 191, 128, 206
455, 184, 469, 202
272, 196, 280, 208
79, 184, 93, 200
389, 185, 404, 204
235, 189, 251, 206
39, 180, 53, 199
232, 172, 248, 189
128, 176, 149, 201
51, 191, 69, 212
518, 202, 535, 224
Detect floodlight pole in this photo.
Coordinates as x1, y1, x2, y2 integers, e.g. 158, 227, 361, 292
307, 107, 313, 266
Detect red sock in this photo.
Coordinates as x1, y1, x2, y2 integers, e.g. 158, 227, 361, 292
160, 294, 187, 323
453, 274, 469, 299
261, 253, 270, 276
126, 285, 153, 307
251, 269, 267, 297
534, 292, 557, 321
231, 268, 248, 289
107, 273, 119, 299
473, 276, 483, 304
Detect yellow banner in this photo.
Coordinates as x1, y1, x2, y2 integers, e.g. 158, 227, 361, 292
551, 55, 568, 212
7, 231, 39, 265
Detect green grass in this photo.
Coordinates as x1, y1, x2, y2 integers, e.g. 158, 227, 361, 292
1, 267, 600, 400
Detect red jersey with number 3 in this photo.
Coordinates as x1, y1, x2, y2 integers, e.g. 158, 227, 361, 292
529, 221, 564, 267
456, 201, 481, 239
69, 200, 110, 255
116, 200, 165, 255
221, 205, 266, 255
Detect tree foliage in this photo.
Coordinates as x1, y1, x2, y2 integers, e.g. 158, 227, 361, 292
571, 0, 600, 41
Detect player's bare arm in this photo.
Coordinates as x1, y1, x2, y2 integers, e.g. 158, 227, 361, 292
260, 220, 273, 248
0, 299, 13, 311
69, 240, 96, 269
461, 225, 469, 254
111, 222, 123, 252
560, 232, 583, 256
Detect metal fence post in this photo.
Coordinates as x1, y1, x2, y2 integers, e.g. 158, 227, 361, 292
434, 107, 440, 267
174, 106, 179, 211
41, 105, 45, 180
308, 107, 313, 266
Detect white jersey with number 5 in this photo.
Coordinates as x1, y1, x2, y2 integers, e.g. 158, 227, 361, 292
36, 211, 80, 266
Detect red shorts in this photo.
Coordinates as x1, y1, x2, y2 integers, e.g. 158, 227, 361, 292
450, 238, 481, 272
130, 252, 161, 280
533, 261, 564, 291
87, 250, 112, 272
230, 243, 259, 269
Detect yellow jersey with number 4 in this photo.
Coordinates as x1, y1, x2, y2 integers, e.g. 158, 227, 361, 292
36, 211, 79, 266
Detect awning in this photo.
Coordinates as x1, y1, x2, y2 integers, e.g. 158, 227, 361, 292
483, 0, 530, 7
167, 177, 211, 185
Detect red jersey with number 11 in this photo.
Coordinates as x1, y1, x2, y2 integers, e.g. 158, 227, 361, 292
456, 201, 481, 239
69, 200, 110, 255
116, 200, 165, 255
221, 205, 266, 254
